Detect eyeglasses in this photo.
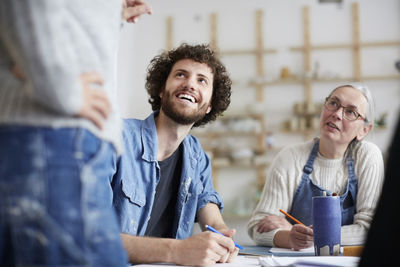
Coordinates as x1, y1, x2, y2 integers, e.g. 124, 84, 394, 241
324, 97, 367, 122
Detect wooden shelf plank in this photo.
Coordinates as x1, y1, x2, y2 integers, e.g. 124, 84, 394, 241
352, 2, 362, 81
166, 16, 173, 50
213, 161, 268, 168
247, 75, 400, 87
362, 41, 400, 48
220, 48, 277, 56
192, 131, 263, 138
361, 74, 400, 81
290, 41, 400, 51
210, 13, 218, 51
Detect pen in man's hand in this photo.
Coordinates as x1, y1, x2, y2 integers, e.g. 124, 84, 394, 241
205, 224, 244, 250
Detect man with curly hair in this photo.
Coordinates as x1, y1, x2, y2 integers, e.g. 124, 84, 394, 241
111, 43, 238, 266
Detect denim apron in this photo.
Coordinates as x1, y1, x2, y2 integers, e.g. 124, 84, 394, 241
289, 139, 358, 226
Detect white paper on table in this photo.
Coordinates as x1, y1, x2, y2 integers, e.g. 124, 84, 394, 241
259, 256, 360, 267
269, 246, 314, 254
131, 255, 260, 266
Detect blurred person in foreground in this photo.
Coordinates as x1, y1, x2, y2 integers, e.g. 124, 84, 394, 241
0, 0, 151, 265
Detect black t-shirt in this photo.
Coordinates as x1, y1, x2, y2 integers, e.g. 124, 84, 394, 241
144, 145, 182, 238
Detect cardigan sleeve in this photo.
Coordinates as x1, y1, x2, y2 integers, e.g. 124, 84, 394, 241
247, 147, 299, 246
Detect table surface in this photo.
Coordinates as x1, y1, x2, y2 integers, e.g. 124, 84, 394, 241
240, 245, 315, 256
132, 256, 260, 267
131, 246, 360, 266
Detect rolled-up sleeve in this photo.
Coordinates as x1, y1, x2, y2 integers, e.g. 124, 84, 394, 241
196, 151, 224, 212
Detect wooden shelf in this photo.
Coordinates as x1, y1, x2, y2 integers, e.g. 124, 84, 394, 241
311, 75, 400, 82
290, 40, 400, 51
192, 130, 263, 138
213, 161, 268, 169
166, 3, 398, 195
248, 78, 302, 87
281, 128, 318, 136
247, 74, 400, 88
219, 112, 264, 119
362, 74, 400, 81
220, 48, 277, 56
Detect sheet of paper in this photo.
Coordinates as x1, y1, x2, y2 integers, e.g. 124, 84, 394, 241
259, 256, 360, 267
239, 245, 272, 256
269, 246, 314, 255
132, 255, 260, 266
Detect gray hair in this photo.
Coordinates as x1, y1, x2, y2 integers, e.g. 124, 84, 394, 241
329, 83, 375, 128
328, 84, 376, 158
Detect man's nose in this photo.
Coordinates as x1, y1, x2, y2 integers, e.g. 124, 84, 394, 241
183, 76, 196, 90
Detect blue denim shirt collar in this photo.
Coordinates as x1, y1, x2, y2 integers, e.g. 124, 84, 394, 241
140, 112, 159, 163
141, 111, 198, 168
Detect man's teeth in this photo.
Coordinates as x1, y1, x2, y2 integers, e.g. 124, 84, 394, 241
179, 93, 195, 103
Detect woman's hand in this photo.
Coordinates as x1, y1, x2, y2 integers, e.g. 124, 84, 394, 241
288, 224, 314, 251
257, 215, 292, 233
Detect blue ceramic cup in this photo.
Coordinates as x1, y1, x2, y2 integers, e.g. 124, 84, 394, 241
312, 196, 341, 256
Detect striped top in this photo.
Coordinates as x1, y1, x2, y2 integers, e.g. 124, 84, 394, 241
0, 1, 123, 153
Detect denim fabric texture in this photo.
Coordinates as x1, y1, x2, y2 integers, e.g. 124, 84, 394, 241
0, 126, 127, 266
112, 112, 223, 240
289, 139, 358, 226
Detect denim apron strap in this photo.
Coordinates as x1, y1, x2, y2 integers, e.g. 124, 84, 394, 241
289, 140, 358, 226
289, 140, 320, 226
339, 154, 358, 225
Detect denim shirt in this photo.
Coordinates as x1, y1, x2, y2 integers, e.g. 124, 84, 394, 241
112, 112, 223, 240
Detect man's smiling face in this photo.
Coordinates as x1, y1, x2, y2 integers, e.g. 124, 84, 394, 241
160, 58, 214, 125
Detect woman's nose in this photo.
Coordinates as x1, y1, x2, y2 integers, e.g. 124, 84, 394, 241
332, 106, 344, 120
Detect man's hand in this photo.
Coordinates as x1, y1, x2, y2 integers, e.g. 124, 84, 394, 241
288, 224, 314, 251
122, 0, 152, 23
217, 228, 239, 263
257, 215, 292, 233
77, 72, 110, 130
171, 231, 235, 267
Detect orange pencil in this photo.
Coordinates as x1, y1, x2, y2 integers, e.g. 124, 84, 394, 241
279, 209, 305, 225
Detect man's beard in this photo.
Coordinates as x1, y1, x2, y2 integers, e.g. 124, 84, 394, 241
161, 91, 209, 126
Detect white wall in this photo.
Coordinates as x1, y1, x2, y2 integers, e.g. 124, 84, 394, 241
117, 0, 400, 244
118, 0, 400, 147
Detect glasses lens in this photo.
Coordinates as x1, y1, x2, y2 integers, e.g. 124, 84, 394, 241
343, 108, 358, 121
325, 97, 361, 121
325, 98, 338, 111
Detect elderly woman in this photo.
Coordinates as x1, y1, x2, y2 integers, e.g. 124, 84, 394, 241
247, 84, 384, 250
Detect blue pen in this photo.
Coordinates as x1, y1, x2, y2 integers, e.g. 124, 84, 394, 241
205, 225, 244, 250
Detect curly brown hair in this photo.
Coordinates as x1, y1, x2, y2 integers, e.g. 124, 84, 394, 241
145, 43, 232, 127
